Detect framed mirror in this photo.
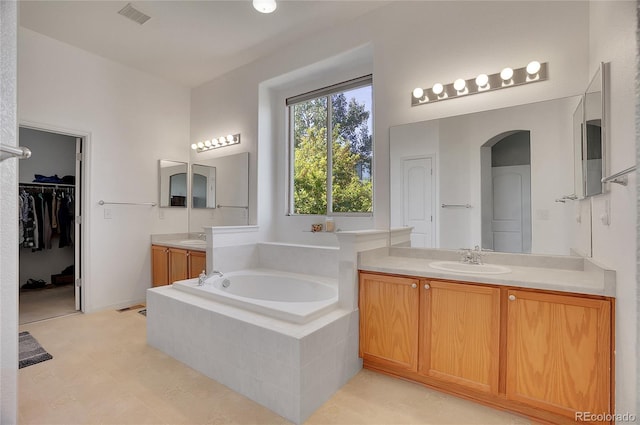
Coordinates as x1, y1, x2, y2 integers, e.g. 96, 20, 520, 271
191, 164, 216, 208
158, 159, 188, 208
582, 63, 606, 197
390, 96, 588, 256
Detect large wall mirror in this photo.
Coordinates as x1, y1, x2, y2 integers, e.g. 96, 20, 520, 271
390, 95, 592, 257
189, 152, 250, 231
158, 159, 188, 208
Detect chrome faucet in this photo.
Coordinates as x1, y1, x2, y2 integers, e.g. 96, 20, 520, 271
459, 245, 492, 265
197, 269, 223, 286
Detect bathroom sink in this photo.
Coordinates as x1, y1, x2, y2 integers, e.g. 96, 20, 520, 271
177, 239, 207, 247
429, 261, 511, 275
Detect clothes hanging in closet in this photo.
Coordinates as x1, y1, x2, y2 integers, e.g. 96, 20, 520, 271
19, 186, 74, 250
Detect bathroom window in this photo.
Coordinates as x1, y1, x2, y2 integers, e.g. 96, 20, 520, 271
287, 75, 373, 215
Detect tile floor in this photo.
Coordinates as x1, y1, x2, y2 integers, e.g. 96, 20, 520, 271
19, 309, 531, 424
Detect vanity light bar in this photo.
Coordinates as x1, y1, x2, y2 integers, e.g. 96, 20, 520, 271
191, 133, 241, 153
411, 61, 548, 107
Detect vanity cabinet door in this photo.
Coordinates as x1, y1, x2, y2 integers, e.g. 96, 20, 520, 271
419, 280, 500, 394
151, 245, 169, 287
359, 272, 419, 372
189, 250, 206, 278
168, 248, 189, 282
506, 289, 612, 420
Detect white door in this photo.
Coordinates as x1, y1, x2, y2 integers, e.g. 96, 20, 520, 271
74, 137, 82, 311
491, 165, 531, 253
402, 157, 434, 247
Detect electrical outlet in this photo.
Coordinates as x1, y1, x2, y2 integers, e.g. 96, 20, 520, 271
104, 209, 112, 219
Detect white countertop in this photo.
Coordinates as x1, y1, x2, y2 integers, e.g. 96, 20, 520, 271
359, 248, 615, 297
151, 233, 207, 251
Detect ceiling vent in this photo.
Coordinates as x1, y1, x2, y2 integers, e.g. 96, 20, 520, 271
117, 3, 151, 25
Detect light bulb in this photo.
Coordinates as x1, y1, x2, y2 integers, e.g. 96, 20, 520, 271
432, 83, 444, 95
253, 0, 276, 13
475, 74, 489, 88
204, 140, 211, 147
227, 135, 234, 142
500, 67, 514, 81
453, 79, 466, 91
526, 60, 541, 75
212, 138, 218, 145
197, 142, 204, 148
412, 87, 424, 99
191, 143, 198, 150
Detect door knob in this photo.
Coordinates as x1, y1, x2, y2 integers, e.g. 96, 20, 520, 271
424, 284, 430, 289
411, 283, 417, 288
508, 295, 516, 301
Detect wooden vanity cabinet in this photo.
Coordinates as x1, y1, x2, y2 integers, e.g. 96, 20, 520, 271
151, 245, 170, 287
419, 280, 500, 394
506, 289, 612, 420
151, 244, 206, 287
358, 273, 419, 371
358, 271, 614, 424
188, 250, 206, 279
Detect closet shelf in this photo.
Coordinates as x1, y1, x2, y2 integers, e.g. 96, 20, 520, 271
19, 182, 75, 188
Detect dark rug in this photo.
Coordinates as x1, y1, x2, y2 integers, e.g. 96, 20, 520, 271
19, 331, 53, 369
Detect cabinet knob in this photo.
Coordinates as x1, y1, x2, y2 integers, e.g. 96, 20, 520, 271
508, 294, 516, 301
411, 283, 417, 289
424, 284, 430, 290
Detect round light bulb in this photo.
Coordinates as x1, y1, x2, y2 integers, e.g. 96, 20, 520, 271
227, 135, 234, 142
453, 78, 466, 91
412, 87, 424, 99
197, 142, 204, 148
253, 0, 277, 13
475, 73, 489, 88
526, 60, 541, 75
191, 143, 198, 150
500, 67, 514, 81
204, 140, 211, 147
432, 83, 444, 95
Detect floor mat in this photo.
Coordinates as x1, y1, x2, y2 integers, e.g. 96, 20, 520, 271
19, 331, 53, 369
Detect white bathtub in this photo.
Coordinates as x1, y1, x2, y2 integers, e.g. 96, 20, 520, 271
172, 269, 338, 324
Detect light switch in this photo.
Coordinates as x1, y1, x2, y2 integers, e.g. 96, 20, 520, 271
104, 209, 112, 219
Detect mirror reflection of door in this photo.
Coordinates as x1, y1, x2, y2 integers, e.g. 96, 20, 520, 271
584, 119, 602, 196
169, 173, 187, 206
402, 157, 434, 247
191, 164, 216, 208
481, 131, 532, 254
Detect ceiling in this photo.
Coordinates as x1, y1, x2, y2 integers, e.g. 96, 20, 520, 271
19, 1, 386, 88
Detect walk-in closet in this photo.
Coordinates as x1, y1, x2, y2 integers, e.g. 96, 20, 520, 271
18, 127, 81, 324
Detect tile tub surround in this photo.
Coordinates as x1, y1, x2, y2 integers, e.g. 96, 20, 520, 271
147, 286, 361, 425
359, 247, 616, 297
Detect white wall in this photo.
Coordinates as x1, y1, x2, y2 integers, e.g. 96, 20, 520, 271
18, 28, 191, 312
587, 0, 637, 415
191, 1, 589, 244
0, 1, 18, 422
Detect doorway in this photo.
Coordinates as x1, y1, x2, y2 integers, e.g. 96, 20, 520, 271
402, 156, 435, 248
18, 126, 83, 324
481, 131, 532, 254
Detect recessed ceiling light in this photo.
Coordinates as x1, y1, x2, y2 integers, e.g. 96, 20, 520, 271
253, 0, 277, 14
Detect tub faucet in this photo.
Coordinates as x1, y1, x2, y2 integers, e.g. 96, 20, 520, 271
198, 270, 223, 286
